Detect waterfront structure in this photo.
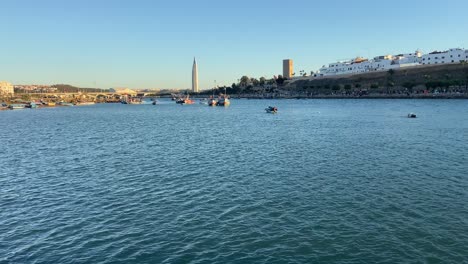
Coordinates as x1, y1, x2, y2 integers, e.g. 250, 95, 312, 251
283, 59, 293, 79
312, 48, 467, 78
109, 87, 137, 96
192, 58, 199, 93
0, 81, 14, 95
421, 48, 468, 65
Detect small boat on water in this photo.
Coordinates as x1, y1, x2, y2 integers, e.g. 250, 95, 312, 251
208, 98, 217, 106
265, 106, 278, 113
26, 102, 39, 108
176, 94, 195, 104
216, 87, 230, 106
217, 95, 230, 106
408, 113, 417, 118
78, 102, 95, 105
58, 102, 74, 106
8, 104, 26, 110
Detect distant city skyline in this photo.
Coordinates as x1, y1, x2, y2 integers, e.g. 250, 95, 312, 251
1, 0, 467, 90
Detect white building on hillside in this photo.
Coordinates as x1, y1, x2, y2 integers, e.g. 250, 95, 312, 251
313, 48, 465, 78
421, 48, 468, 65
0, 81, 14, 95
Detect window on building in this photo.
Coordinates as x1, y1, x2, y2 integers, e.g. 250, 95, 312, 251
452, 60, 455, 63
428, 58, 431, 60
435, 57, 438, 59
442, 56, 445, 59
423, 58, 426, 61
458, 55, 461, 57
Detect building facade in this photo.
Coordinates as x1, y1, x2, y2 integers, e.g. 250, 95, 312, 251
283, 59, 293, 79
192, 58, 199, 93
0, 81, 14, 95
421, 48, 468, 65
314, 48, 466, 78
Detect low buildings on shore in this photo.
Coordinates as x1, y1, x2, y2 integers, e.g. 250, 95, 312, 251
294, 48, 468, 79
0, 81, 14, 95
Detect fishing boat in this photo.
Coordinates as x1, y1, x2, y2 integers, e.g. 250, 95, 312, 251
208, 97, 217, 106
78, 102, 95, 105
216, 87, 230, 106
58, 102, 74, 106
26, 102, 39, 108
217, 95, 230, 106
265, 106, 278, 113
8, 104, 26, 110
176, 94, 195, 104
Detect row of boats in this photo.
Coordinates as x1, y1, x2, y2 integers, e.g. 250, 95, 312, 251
175, 94, 230, 106
1, 101, 94, 110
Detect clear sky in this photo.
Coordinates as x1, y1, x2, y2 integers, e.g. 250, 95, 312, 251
1, 0, 467, 90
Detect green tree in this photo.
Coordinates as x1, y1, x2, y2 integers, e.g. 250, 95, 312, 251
240, 76, 250, 87
344, 84, 352, 90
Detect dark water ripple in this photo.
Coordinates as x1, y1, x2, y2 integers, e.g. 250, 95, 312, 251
1, 99, 468, 263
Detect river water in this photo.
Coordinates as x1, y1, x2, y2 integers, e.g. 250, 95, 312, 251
1, 99, 467, 263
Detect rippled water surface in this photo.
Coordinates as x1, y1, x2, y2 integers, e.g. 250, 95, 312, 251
1, 99, 468, 263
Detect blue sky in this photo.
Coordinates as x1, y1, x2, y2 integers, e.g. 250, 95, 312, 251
1, 0, 467, 90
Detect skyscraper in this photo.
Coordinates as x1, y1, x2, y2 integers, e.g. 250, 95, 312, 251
192, 58, 199, 93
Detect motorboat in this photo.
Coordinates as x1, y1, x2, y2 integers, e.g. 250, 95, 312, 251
176, 94, 195, 104
217, 96, 230, 106
26, 102, 39, 108
208, 98, 217, 106
8, 104, 26, 110
58, 102, 74, 106
408, 113, 417, 118
265, 106, 278, 113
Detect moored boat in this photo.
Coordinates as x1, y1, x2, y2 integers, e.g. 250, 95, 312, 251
216, 88, 230, 106
8, 104, 26, 110
77, 101, 95, 105
58, 102, 74, 106
217, 96, 230, 106
26, 102, 39, 108
208, 98, 217, 106
176, 94, 195, 104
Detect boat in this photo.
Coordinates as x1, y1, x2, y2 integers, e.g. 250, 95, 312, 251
26, 102, 39, 108
58, 102, 74, 106
46, 102, 56, 107
152, 100, 157, 105
408, 113, 417, 118
8, 104, 26, 110
216, 87, 230, 106
208, 97, 217, 106
176, 94, 195, 104
78, 102, 95, 105
265, 106, 278, 113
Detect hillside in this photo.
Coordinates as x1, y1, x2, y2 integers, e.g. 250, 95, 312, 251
288, 63, 468, 95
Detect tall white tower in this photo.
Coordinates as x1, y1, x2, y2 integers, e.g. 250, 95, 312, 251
192, 58, 199, 93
